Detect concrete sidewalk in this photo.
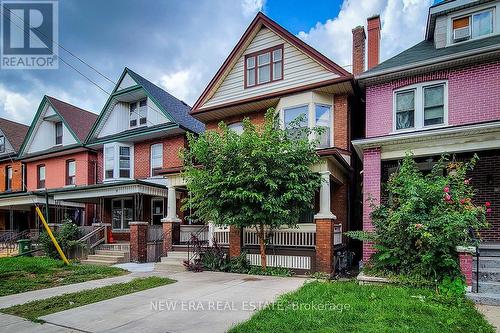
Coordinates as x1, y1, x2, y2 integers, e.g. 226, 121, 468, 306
0, 271, 153, 309
476, 304, 500, 333
0, 313, 73, 332
40, 271, 305, 333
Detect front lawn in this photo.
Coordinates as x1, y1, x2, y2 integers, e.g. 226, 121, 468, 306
0, 256, 126, 297
1, 276, 174, 321
229, 281, 494, 333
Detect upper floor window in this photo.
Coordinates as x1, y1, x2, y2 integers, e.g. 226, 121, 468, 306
66, 160, 76, 185
228, 122, 244, 135
129, 99, 147, 128
452, 8, 494, 43
37, 164, 45, 189
245, 45, 283, 88
0, 136, 5, 153
5, 166, 12, 191
150, 143, 163, 176
282, 103, 332, 148
104, 143, 133, 180
55, 121, 63, 145
394, 81, 447, 131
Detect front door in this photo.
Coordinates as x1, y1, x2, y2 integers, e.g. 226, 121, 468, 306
151, 198, 164, 225
112, 198, 133, 230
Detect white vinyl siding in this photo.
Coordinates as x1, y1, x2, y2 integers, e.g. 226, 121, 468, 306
202, 27, 339, 109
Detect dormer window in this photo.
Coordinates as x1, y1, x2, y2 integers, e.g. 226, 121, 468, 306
129, 99, 147, 128
55, 121, 63, 145
245, 45, 283, 88
452, 8, 493, 43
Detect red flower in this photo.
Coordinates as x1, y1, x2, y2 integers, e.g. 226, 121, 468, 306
460, 199, 466, 204
464, 178, 471, 185
444, 187, 450, 193
487, 208, 492, 214
415, 223, 423, 229
444, 194, 451, 201
486, 201, 491, 207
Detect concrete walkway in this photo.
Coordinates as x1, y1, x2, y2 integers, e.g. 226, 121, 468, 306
477, 304, 500, 333
38, 271, 305, 333
0, 271, 152, 309
0, 313, 73, 332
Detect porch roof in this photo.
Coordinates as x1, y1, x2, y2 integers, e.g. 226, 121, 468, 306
49, 180, 168, 203
0, 191, 85, 209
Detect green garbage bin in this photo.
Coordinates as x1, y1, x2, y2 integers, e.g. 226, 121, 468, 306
17, 239, 32, 256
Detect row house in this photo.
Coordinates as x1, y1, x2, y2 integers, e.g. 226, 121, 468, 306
0, 118, 28, 231
352, 0, 500, 263
187, 12, 359, 273
49, 68, 204, 242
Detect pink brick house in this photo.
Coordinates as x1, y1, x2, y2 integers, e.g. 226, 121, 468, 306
352, 0, 500, 264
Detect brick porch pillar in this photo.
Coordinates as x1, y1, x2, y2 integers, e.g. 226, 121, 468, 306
229, 226, 241, 258
315, 171, 337, 273
457, 246, 475, 292
362, 147, 381, 263
129, 222, 148, 263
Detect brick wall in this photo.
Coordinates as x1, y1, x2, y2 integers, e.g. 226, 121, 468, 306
365, 60, 500, 138
334, 95, 350, 150
25, 151, 97, 190
205, 110, 266, 131
362, 147, 381, 261
0, 160, 23, 192
352, 26, 365, 76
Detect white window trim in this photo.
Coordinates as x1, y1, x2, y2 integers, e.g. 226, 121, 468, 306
111, 197, 133, 230
150, 143, 163, 177
392, 80, 448, 133
279, 102, 334, 149
447, 4, 498, 46
129, 98, 148, 129
103, 142, 134, 181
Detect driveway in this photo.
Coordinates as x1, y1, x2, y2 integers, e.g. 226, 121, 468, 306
39, 271, 305, 333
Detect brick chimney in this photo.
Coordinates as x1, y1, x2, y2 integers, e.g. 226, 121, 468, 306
367, 15, 381, 70
352, 26, 366, 75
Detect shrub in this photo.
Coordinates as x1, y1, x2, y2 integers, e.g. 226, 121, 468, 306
247, 266, 294, 277
40, 220, 82, 259
349, 154, 489, 282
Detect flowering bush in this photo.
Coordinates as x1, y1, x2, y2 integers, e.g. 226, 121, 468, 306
351, 154, 489, 281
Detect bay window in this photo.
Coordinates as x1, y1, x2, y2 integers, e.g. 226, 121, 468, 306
283, 105, 309, 140
104, 143, 133, 180
394, 81, 447, 131
150, 143, 163, 176
282, 102, 332, 148
245, 45, 283, 87
315, 104, 331, 148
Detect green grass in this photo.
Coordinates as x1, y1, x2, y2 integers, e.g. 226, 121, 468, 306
1, 276, 175, 322
0, 256, 127, 297
229, 281, 494, 333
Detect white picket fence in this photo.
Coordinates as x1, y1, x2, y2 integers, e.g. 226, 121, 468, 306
243, 224, 317, 247
246, 253, 312, 270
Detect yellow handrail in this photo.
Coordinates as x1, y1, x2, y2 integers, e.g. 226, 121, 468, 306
35, 206, 70, 265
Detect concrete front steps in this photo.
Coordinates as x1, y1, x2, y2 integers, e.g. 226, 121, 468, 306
467, 243, 500, 305
81, 243, 130, 266
155, 251, 190, 272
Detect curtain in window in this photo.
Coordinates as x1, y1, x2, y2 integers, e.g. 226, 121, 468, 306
396, 91, 415, 130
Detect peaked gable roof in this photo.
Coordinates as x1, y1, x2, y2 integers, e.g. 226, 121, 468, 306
0, 117, 29, 152
191, 12, 352, 113
87, 68, 204, 142
19, 96, 97, 156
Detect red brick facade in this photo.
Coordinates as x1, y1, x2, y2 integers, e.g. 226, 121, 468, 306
0, 160, 23, 192
333, 95, 350, 151
362, 147, 381, 262
367, 15, 380, 70
315, 218, 335, 272
205, 110, 266, 131
229, 226, 241, 258
130, 222, 148, 263
352, 26, 366, 76
458, 251, 473, 287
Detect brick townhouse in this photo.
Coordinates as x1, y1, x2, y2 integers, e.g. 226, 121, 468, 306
49, 68, 204, 242
187, 12, 362, 273
0, 118, 28, 231
351, 0, 500, 264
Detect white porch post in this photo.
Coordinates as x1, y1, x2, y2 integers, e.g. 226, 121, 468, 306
314, 171, 337, 220
208, 222, 214, 247
163, 186, 181, 223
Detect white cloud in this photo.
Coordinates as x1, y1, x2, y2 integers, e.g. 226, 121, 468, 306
159, 69, 202, 103
241, 0, 265, 17
297, 0, 433, 72
0, 85, 38, 124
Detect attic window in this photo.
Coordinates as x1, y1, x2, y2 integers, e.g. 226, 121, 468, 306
0, 136, 4, 153
129, 99, 147, 128
55, 121, 63, 145
245, 45, 283, 88
452, 9, 493, 43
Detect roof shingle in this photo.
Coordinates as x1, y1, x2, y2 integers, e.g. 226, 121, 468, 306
0, 117, 29, 152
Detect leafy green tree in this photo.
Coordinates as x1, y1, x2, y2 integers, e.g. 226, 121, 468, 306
182, 108, 322, 269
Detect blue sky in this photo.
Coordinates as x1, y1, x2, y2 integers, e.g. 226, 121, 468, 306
0, 0, 433, 124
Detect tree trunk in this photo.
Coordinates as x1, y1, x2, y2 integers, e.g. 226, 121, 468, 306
257, 222, 267, 270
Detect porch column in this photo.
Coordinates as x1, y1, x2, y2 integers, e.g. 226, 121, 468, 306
315, 171, 337, 274
362, 148, 381, 263
162, 186, 180, 256
229, 226, 241, 258
129, 222, 148, 263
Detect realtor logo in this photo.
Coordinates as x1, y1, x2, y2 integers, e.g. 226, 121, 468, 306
1, 0, 58, 69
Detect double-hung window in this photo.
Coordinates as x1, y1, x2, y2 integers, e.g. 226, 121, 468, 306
104, 143, 133, 180
66, 160, 76, 185
245, 45, 283, 87
5, 166, 12, 191
37, 165, 45, 189
150, 143, 163, 176
452, 8, 494, 43
55, 121, 63, 145
394, 81, 447, 131
129, 99, 147, 128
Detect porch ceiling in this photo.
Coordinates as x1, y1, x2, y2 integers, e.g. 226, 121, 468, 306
0, 193, 85, 208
